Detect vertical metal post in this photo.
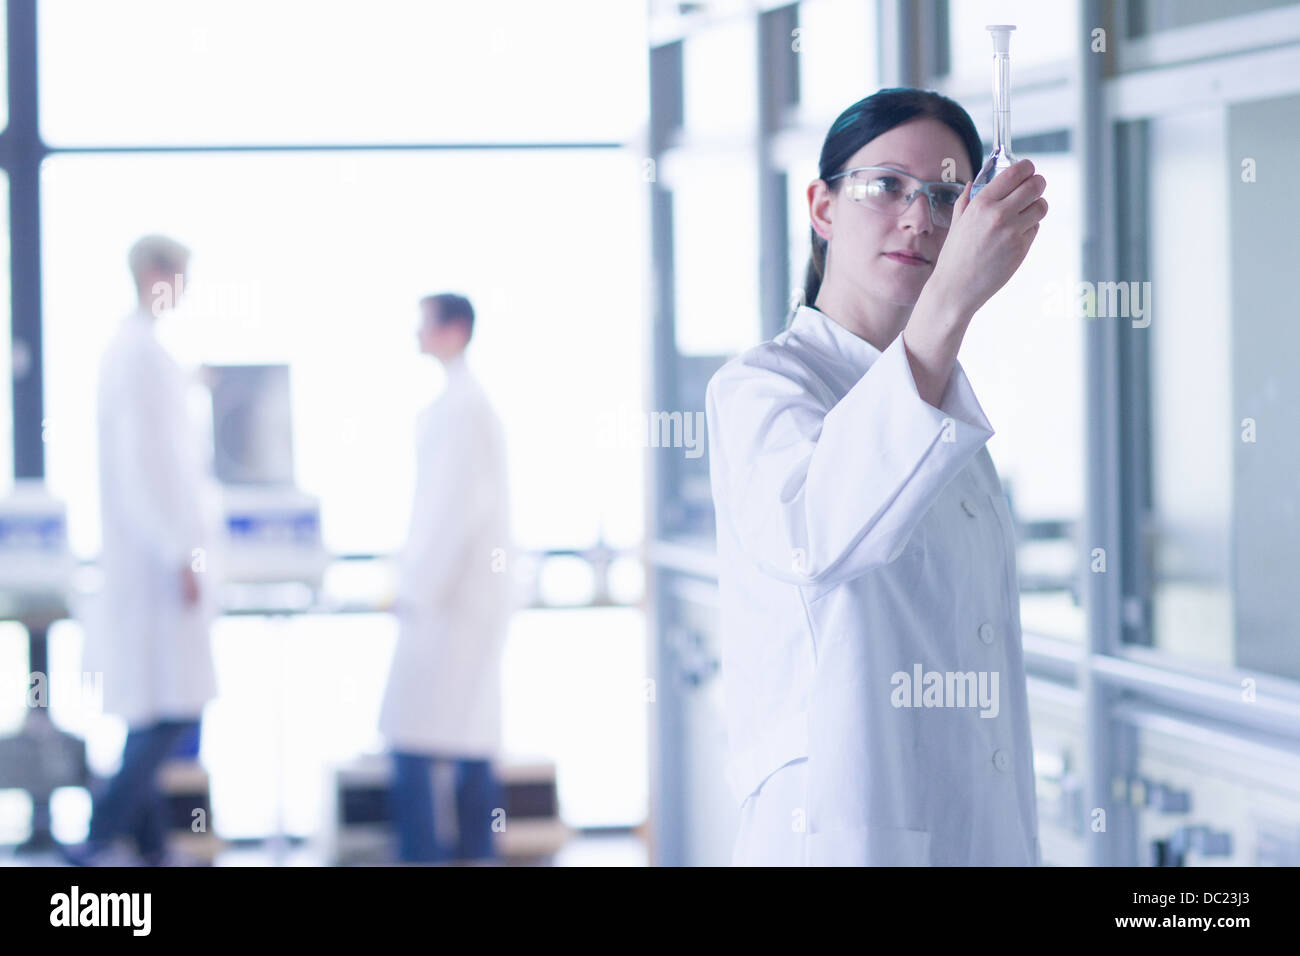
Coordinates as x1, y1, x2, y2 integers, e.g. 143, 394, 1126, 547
878, 0, 922, 88
1115, 119, 1153, 649
1078, 0, 1137, 867
758, 5, 797, 339
646, 38, 685, 867
0, 0, 75, 857
6, 0, 46, 480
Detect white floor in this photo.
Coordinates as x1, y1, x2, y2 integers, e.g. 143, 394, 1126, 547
1, 829, 649, 867
0, 606, 650, 848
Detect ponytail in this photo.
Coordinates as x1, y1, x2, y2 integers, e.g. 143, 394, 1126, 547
802, 225, 829, 307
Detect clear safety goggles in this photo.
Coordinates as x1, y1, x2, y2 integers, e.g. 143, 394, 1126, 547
826, 165, 965, 229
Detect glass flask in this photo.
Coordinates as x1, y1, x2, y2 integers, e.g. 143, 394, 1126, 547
970, 24, 1017, 199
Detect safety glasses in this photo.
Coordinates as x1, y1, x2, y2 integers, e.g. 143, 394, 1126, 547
825, 165, 966, 229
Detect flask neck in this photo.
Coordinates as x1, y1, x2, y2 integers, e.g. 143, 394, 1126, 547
991, 52, 1012, 154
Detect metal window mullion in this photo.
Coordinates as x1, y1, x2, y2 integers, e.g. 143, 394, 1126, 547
6, 0, 46, 481
877, 0, 920, 88
1115, 119, 1153, 650
646, 38, 685, 868
1080, 0, 1138, 869
758, 4, 796, 338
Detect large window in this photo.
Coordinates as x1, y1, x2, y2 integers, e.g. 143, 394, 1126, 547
38, 0, 644, 146
41, 149, 645, 559
10, 2, 654, 843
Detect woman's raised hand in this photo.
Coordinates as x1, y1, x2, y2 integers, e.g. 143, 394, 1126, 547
931, 158, 1047, 316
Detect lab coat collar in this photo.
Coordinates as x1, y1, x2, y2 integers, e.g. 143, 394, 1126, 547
129, 303, 157, 324
124, 305, 162, 338
442, 352, 473, 385
788, 305, 885, 373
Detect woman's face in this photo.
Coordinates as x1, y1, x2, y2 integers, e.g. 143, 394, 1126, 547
809, 117, 974, 308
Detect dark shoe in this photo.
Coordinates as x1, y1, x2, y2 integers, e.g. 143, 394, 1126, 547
141, 846, 207, 867
57, 841, 129, 867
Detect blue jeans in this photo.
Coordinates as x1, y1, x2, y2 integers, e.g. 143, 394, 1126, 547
390, 752, 500, 863
88, 719, 200, 859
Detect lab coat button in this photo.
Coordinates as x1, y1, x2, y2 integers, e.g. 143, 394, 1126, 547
993, 749, 1010, 772
961, 498, 977, 517
978, 622, 995, 645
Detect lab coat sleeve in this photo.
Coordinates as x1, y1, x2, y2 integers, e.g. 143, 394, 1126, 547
706, 333, 994, 589
396, 403, 481, 609
111, 354, 205, 568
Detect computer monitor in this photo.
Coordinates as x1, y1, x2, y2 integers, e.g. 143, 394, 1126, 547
203, 364, 295, 486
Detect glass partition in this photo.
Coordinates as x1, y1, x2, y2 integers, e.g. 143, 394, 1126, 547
1140, 92, 1300, 679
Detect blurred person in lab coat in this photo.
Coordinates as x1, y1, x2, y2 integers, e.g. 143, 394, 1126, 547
706, 89, 1048, 865
380, 293, 513, 864
64, 234, 221, 867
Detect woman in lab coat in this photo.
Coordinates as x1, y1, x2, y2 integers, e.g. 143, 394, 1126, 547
705, 88, 1048, 865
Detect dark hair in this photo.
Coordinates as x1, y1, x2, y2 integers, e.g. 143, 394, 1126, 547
802, 87, 983, 308
421, 292, 475, 340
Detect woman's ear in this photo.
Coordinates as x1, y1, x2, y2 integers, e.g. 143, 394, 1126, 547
808, 179, 834, 242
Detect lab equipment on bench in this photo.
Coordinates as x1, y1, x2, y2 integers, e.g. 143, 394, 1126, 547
0, 482, 85, 852
220, 485, 327, 587
971, 24, 1018, 199
0, 482, 75, 610
204, 364, 328, 588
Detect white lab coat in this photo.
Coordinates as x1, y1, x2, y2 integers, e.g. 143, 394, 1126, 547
86, 307, 220, 727
379, 355, 513, 757
705, 305, 1040, 866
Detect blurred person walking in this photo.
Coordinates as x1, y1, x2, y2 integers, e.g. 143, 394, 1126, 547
65, 235, 221, 867
379, 293, 514, 864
